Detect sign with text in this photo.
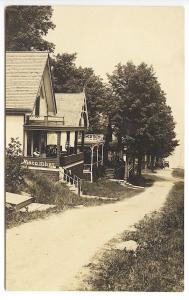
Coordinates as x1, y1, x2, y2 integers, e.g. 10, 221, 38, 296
23, 159, 56, 169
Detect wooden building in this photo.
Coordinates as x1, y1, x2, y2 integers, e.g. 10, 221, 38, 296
6, 51, 88, 182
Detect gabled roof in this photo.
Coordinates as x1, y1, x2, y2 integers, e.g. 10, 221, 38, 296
55, 93, 88, 127
6, 51, 49, 111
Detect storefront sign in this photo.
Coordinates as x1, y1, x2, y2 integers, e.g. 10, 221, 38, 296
23, 159, 56, 169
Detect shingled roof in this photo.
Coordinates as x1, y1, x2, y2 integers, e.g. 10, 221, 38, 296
6, 52, 49, 111
55, 93, 87, 127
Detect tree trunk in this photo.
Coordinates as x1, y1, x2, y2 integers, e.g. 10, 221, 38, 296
132, 157, 135, 175
137, 155, 142, 176
151, 154, 155, 172
104, 142, 109, 165
124, 158, 129, 182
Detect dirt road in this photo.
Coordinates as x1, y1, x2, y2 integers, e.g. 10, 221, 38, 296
6, 169, 178, 291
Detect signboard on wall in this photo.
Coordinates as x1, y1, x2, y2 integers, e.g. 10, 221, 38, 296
23, 159, 56, 169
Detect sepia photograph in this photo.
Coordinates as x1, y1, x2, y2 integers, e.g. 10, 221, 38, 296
4, 2, 184, 294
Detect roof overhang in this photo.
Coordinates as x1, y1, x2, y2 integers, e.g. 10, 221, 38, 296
6, 108, 32, 114
24, 125, 86, 131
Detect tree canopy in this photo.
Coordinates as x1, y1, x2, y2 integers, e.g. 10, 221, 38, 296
6, 6, 55, 51
107, 62, 178, 173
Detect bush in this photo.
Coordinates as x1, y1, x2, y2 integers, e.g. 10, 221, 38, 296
172, 168, 184, 179
93, 165, 105, 181
6, 137, 28, 193
27, 172, 55, 204
128, 174, 154, 187
27, 172, 79, 207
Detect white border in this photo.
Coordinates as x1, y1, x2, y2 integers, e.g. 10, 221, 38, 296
1, 1, 188, 300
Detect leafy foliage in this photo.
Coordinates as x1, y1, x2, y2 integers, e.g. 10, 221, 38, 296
27, 172, 79, 207
6, 6, 55, 51
172, 168, 184, 179
6, 138, 27, 193
106, 62, 179, 173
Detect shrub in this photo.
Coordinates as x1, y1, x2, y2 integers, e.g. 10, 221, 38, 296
172, 168, 184, 179
6, 137, 27, 193
27, 172, 79, 207
27, 172, 55, 204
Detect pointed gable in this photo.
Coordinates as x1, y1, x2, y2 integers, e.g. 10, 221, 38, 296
55, 92, 89, 128
6, 51, 56, 114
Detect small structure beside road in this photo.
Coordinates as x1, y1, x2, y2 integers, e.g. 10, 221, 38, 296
6, 192, 33, 211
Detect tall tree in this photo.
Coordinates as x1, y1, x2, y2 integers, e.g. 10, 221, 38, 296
52, 53, 108, 132
6, 6, 55, 51
51, 53, 78, 91
107, 62, 178, 175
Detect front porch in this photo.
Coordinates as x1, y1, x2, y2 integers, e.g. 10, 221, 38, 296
23, 124, 85, 169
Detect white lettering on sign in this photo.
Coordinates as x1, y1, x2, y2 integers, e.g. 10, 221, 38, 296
23, 159, 56, 169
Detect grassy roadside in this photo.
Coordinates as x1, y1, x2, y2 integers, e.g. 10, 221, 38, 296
84, 181, 184, 291
6, 174, 145, 229
82, 178, 144, 199
172, 168, 184, 179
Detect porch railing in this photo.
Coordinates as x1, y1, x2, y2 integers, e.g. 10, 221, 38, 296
83, 160, 103, 172
26, 115, 65, 126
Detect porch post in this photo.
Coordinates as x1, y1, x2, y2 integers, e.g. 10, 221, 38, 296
96, 146, 99, 167
57, 132, 61, 167
74, 131, 78, 154
24, 131, 27, 156
39, 131, 42, 154
91, 146, 93, 182
81, 131, 85, 152
144, 154, 147, 170
101, 143, 104, 165
31, 132, 33, 156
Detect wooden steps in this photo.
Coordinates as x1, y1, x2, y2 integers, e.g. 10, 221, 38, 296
105, 168, 114, 179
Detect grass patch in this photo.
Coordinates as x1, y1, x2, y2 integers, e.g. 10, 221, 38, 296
82, 178, 143, 199
85, 181, 184, 291
172, 168, 184, 179
128, 174, 155, 187
6, 178, 81, 229
6, 174, 144, 229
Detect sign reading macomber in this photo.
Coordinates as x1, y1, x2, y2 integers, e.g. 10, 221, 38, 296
23, 159, 56, 168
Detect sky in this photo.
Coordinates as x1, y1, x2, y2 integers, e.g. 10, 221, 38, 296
46, 5, 184, 167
